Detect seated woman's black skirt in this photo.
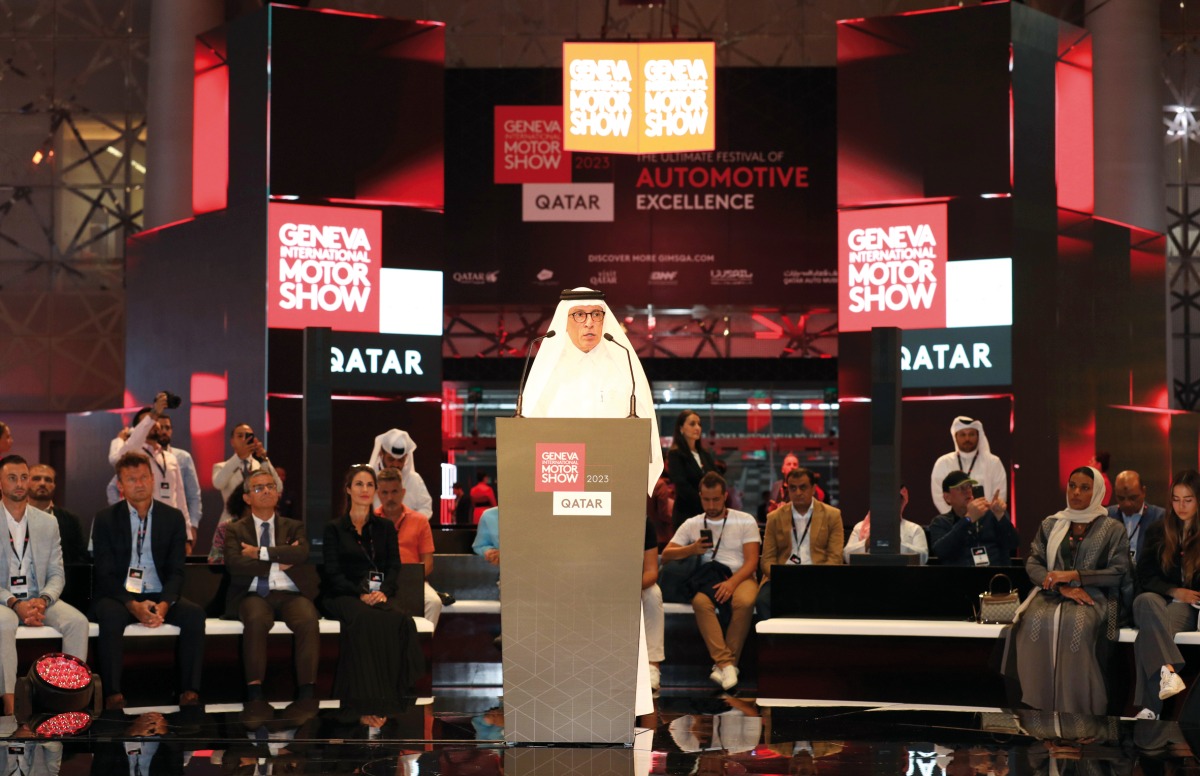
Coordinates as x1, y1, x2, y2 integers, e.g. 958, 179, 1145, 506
323, 595, 424, 702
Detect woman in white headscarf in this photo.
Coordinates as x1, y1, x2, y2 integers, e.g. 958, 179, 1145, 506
1003, 466, 1131, 714
367, 428, 433, 517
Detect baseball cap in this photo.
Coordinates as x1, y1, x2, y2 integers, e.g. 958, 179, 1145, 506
942, 471, 978, 492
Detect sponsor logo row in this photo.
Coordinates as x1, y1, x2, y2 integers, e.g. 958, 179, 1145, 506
449, 268, 803, 288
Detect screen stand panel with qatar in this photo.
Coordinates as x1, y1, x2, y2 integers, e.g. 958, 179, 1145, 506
497, 417, 650, 745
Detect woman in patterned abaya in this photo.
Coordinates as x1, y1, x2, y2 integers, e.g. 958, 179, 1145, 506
1004, 466, 1131, 714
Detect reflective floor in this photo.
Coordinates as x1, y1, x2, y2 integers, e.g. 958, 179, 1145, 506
8, 689, 1200, 774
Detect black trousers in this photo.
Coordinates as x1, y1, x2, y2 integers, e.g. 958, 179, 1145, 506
93, 594, 206, 695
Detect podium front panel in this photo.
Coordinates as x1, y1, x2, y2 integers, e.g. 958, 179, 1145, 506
497, 417, 651, 744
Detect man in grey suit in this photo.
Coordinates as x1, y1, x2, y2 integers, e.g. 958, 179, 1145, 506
1107, 469, 1165, 562
0, 455, 89, 715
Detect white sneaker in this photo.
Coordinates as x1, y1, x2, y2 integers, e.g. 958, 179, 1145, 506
709, 665, 724, 688
1160, 666, 1186, 700
720, 664, 739, 691
1134, 707, 1159, 720
648, 663, 661, 691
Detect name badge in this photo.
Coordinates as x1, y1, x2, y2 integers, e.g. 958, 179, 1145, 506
126, 567, 145, 594
788, 553, 803, 565
368, 571, 383, 593
971, 546, 990, 567
9, 576, 28, 599
7, 745, 23, 756
159, 480, 170, 492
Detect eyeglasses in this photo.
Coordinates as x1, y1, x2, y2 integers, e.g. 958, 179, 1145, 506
250, 483, 278, 494
569, 310, 605, 323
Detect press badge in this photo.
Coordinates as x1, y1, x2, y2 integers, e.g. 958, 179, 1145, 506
9, 576, 28, 599
368, 571, 383, 593
971, 546, 989, 567
126, 567, 145, 594
788, 553, 802, 565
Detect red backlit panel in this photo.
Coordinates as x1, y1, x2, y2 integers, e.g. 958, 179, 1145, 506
266, 203, 382, 332
494, 106, 571, 184
193, 41, 229, 216
190, 372, 228, 490
838, 203, 947, 332
1055, 36, 1094, 214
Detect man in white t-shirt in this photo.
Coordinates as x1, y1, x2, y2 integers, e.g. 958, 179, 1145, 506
663, 472, 760, 691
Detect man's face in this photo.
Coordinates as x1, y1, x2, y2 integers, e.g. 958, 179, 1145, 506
565, 305, 604, 353
1114, 477, 1146, 517
781, 455, 799, 477
380, 451, 408, 470
157, 416, 173, 446
955, 428, 979, 453
0, 463, 29, 505
117, 464, 154, 504
699, 484, 727, 519
378, 478, 406, 516
29, 466, 55, 502
787, 474, 814, 512
232, 425, 255, 457
242, 473, 280, 514
944, 482, 974, 513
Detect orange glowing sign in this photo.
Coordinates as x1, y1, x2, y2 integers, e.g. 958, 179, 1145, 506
563, 41, 715, 154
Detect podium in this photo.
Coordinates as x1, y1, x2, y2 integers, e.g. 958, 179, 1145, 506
496, 417, 650, 744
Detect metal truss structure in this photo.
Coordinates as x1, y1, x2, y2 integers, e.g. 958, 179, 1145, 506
0, 0, 147, 410
1166, 20, 1200, 409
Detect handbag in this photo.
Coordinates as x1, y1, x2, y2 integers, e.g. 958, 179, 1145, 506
978, 573, 1020, 623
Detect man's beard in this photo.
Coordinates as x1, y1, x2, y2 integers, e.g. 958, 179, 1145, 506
30, 488, 50, 501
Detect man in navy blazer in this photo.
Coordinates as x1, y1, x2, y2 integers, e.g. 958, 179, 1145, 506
1107, 469, 1165, 562
92, 452, 206, 710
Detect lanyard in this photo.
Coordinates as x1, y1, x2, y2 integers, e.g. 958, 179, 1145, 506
1127, 515, 1141, 547
354, 521, 378, 570
792, 513, 813, 555
956, 451, 979, 476
135, 515, 148, 561
7, 529, 27, 570
706, 513, 730, 559
146, 447, 168, 479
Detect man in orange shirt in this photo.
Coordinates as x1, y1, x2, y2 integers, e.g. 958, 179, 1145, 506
378, 467, 442, 628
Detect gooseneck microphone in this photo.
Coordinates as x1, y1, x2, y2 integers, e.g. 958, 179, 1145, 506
603, 333, 638, 418
514, 330, 556, 418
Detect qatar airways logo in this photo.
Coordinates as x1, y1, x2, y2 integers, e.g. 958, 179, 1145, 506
268, 204, 381, 333
535, 443, 585, 492
838, 204, 947, 332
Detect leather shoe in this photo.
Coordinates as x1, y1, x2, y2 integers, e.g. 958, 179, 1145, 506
438, 591, 456, 606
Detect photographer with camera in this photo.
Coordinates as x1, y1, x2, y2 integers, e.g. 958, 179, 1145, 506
927, 471, 1016, 566
210, 423, 281, 563
107, 392, 191, 539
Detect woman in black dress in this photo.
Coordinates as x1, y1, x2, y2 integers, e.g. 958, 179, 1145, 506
667, 409, 716, 530
322, 464, 423, 702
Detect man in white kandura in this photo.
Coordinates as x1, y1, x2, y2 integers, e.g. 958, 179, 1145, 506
522, 287, 664, 712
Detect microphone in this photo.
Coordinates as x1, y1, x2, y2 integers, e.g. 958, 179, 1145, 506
603, 333, 638, 418
514, 330, 556, 418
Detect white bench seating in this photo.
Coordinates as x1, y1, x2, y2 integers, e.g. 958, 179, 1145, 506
755, 617, 1200, 645
13, 616, 433, 640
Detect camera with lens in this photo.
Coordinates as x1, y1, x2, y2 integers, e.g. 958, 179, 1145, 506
161, 391, 182, 410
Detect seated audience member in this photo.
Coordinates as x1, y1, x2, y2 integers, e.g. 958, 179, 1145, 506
27, 463, 87, 564
321, 465, 422, 701
662, 472, 760, 690
1131, 469, 1200, 720
473, 506, 499, 566
648, 468, 674, 548
108, 394, 191, 538
642, 517, 665, 691
367, 429, 433, 517
0, 455, 89, 716
928, 471, 1017, 566
667, 410, 716, 531
211, 423, 281, 562
92, 452, 206, 709
756, 467, 843, 620
1002, 466, 1129, 714
843, 485, 929, 564
378, 467, 442, 628
1108, 469, 1164, 562
470, 473, 497, 522
223, 470, 320, 701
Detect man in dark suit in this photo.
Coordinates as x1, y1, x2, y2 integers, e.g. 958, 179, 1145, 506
1107, 469, 1165, 562
26, 464, 87, 564
91, 452, 206, 710
224, 469, 320, 701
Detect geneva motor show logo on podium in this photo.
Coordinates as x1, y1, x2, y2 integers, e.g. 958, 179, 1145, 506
535, 443, 612, 516
268, 203, 382, 332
